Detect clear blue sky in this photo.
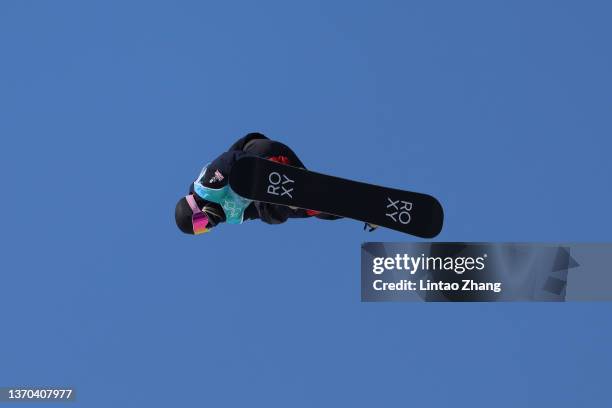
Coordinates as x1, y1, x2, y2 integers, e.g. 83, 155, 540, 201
1, 1, 611, 406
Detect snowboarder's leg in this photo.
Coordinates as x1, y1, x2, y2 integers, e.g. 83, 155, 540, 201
243, 139, 343, 221
243, 139, 306, 168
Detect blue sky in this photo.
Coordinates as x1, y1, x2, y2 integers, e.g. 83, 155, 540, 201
0, 1, 610, 406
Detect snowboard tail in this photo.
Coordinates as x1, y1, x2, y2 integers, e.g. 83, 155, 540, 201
230, 156, 444, 238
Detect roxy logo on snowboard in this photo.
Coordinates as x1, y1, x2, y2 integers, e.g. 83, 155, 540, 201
386, 198, 412, 224
266, 171, 294, 199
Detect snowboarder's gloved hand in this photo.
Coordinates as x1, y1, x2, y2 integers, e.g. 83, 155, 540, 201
363, 223, 378, 232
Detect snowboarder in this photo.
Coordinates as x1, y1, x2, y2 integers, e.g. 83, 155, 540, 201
175, 132, 344, 235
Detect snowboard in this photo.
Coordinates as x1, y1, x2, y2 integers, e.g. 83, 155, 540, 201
229, 156, 444, 238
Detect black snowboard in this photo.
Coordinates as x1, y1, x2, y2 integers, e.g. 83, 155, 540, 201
229, 156, 444, 238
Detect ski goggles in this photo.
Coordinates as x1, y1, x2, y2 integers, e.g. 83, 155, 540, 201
185, 194, 210, 235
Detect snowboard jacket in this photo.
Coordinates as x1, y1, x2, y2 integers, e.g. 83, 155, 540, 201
191, 133, 315, 225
